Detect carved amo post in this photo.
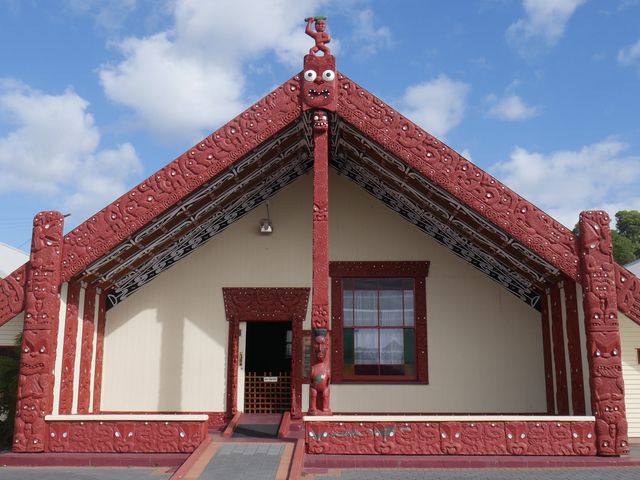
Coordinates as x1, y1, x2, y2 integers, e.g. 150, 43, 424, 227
578, 211, 628, 456
303, 17, 336, 415
14, 211, 65, 452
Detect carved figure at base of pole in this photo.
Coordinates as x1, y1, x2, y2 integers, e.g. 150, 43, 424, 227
309, 331, 331, 415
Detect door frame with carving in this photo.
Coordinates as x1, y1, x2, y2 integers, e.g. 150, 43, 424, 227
222, 288, 309, 419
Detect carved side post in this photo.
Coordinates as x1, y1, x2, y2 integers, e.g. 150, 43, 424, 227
13, 211, 64, 452
309, 110, 331, 415
578, 211, 628, 456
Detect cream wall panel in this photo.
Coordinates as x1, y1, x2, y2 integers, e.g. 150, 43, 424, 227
102, 175, 313, 411
620, 313, 640, 438
0, 312, 23, 346
102, 170, 545, 413
329, 172, 545, 413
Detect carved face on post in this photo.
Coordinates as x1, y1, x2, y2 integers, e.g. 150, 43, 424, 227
313, 110, 328, 133
302, 54, 337, 111
313, 335, 327, 361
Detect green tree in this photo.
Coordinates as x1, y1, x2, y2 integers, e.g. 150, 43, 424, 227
611, 230, 637, 265
0, 333, 20, 449
616, 210, 640, 258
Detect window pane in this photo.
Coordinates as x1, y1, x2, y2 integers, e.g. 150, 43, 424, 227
404, 329, 415, 366
380, 329, 404, 364
343, 289, 353, 327
354, 328, 378, 364
379, 364, 405, 375
354, 290, 377, 326
353, 278, 378, 290
379, 278, 404, 289
379, 290, 403, 326
404, 289, 415, 326
344, 329, 354, 365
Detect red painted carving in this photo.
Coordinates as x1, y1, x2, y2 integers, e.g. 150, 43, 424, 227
564, 280, 586, 415
222, 288, 309, 419
60, 78, 302, 284
59, 282, 80, 414
302, 56, 336, 111
14, 211, 64, 452
540, 294, 554, 414
310, 104, 331, 416
226, 317, 239, 418
92, 293, 106, 412
578, 211, 628, 456
305, 16, 331, 55
78, 287, 96, 413
45, 420, 207, 453
614, 264, 640, 322
305, 420, 595, 455
0, 264, 26, 326
335, 75, 579, 279
550, 285, 569, 415
309, 332, 330, 415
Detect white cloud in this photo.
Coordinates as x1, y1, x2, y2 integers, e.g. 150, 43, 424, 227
0, 79, 142, 222
487, 93, 539, 121
460, 148, 473, 161
492, 139, 640, 228
400, 75, 470, 138
99, 0, 331, 140
618, 38, 640, 67
351, 9, 392, 57
506, 0, 586, 55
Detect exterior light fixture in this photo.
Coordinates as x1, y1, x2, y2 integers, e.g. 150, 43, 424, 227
260, 202, 273, 234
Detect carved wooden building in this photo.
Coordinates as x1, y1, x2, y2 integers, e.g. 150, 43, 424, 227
1, 19, 639, 457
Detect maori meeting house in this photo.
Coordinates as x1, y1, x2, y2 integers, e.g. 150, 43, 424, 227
1, 18, 639, 458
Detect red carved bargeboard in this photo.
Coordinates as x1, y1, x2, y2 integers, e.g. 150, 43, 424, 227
46, 420, 207, 453
305, 420, 596, 456
334, 73, 640, 324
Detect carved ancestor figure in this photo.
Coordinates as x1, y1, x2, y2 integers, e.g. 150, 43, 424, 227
309, 332, 331, 414
305, 16, 331, 55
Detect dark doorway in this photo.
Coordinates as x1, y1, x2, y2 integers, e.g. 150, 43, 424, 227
244, 321, 292, 413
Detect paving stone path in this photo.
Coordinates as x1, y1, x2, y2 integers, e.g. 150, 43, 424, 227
313, 467, 640, 480
200, 443, 285, 480
0, 467, 170, 480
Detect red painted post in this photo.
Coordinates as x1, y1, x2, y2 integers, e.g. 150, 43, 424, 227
564, 280, 586, 415
578, 211, 628, 456
77, 286, 96, 413
302, 17, 337, 416
13, 211, 65, 451
540, 292, 555, 414
309, 110, 331, 415
59, 281, 80, 414
550, 284, 569, 414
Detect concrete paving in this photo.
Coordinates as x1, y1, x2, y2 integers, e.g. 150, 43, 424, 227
200, 443, 285, 480
312, 467, 640, 480
0, 467, 171, 480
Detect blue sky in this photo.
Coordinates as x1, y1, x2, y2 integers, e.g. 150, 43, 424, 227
1, 0, 640, 251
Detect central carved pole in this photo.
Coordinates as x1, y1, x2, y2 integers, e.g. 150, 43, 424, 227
302, 17, 336, 416
309, 111, 331, 415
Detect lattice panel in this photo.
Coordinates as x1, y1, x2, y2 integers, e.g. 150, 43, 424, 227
244, 372, 292, 414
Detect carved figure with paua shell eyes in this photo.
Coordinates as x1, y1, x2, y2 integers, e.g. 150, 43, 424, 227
302, 54, 336, 111
302, 17, 336, 111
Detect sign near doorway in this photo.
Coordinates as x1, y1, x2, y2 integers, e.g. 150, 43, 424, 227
264, 376, 278, 382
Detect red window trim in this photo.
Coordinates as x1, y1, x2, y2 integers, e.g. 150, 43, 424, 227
330, 261, 429, 384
